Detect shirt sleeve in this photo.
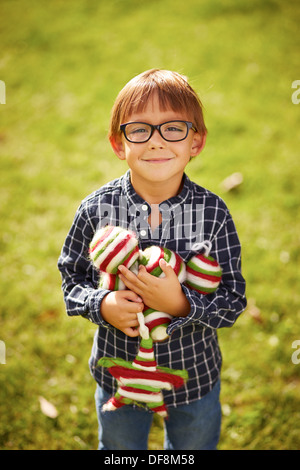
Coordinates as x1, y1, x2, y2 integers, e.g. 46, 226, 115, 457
57, 202, 112, 327
167, 210, 247, 333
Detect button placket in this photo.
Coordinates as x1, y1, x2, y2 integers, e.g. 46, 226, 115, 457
139, 204, 149, 238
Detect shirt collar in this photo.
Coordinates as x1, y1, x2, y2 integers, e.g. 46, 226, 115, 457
121, 170, 192, 209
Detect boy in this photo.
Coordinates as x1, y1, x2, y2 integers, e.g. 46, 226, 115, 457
58, 69, 247, 450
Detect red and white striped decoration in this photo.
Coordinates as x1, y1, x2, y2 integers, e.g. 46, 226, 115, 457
139, 246, 186, 283
89, 225, 139, 274
99, 336, 188, 418
185, 253, 222, 294
143, 308, 173, 342
139, 246, 186, 341
99, 261, 139, 291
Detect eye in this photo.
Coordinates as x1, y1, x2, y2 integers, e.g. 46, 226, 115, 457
163, 121, 186, 133
166, 125, 184, 132
127, 124, 149, 135
124, 123, 152, 142
131, 127, 147, 134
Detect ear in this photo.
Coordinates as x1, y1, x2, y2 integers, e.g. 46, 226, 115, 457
190, 131, 207, 158
109, 134, 126, 160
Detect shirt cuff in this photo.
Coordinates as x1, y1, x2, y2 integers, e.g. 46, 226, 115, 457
84, 288, 112, 327
166, 284, 205, 334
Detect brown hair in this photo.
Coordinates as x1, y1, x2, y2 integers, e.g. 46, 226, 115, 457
108, 69, 207, 140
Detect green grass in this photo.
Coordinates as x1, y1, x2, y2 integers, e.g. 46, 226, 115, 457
0, 0, 299, 450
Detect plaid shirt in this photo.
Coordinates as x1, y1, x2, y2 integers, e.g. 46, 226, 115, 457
58, 170, 247, 407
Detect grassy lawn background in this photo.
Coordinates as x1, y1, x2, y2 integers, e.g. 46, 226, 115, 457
0, 0, 299, 450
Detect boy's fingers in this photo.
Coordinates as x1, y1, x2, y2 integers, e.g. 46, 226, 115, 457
119, 291, 144, 313
126, 315, 140, 326
119, 265, 148, 286
136, 264, 153, 281
159, 258, 176, 277
121, 289, 143, 303
123, 327, 140, 337
138, 265, 148, 275
118, 265, 138, 280
126, 302, 144, 314
118, 274, 144, 297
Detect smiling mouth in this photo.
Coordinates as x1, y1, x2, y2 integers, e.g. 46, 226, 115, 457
144, 158, 173, 163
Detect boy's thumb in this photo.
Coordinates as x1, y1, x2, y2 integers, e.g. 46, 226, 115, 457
159, 258, 174, 276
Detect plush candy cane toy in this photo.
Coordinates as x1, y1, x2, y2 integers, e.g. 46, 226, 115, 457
88, 226, 222, 418
89, 225, 188, 417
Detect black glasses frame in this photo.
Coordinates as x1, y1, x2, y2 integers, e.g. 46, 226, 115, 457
120, 120, 197, 143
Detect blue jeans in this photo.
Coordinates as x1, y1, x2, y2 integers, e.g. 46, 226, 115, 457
94, 379, 221, 450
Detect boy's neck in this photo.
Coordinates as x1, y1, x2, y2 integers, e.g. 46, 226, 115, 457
130, 171, 184, 205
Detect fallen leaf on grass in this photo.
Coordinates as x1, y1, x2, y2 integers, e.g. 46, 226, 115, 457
37, 309, 60, 323
220, 172, 243, 192
39, 396, 58, 418
247, 298, 263, 324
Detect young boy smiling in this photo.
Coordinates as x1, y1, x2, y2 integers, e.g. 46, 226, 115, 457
58, 69, 247, 450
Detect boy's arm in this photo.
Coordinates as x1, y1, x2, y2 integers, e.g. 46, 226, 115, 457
58, 204, 144, 336
57, 203, 111, 326
168, 210, 247, 333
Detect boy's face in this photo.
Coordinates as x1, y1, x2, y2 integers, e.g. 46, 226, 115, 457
110, 94, 206, 198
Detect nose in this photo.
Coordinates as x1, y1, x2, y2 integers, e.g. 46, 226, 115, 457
148, 128, 166, 148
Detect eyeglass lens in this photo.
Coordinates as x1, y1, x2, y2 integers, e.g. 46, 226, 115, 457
124, 121, 189, 142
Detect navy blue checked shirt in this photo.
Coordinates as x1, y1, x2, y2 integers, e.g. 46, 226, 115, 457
58, 170, 247, 407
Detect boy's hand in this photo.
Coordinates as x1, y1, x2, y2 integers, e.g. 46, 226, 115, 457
100, 290, 144, 337
118, 259, 190, 318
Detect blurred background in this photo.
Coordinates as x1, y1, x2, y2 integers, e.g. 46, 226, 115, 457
0, 0, 299, 450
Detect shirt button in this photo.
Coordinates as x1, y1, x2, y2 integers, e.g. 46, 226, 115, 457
141, 204, 148, 211
140, 230, 147, 237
